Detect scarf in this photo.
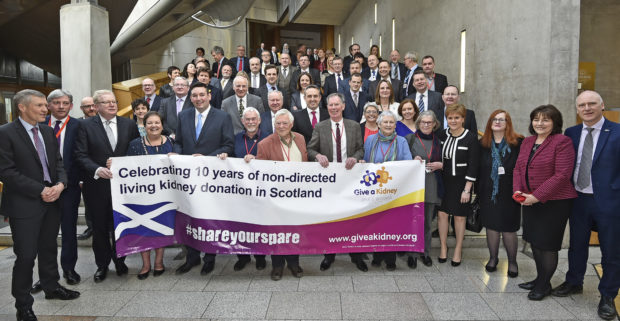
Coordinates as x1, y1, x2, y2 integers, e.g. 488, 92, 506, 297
370, 131, 398, 163
490, 138, 510, 203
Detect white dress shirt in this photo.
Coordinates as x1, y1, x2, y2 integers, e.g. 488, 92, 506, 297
330, 119, 348, 161
573, 116, 605, 193
415, 90, 429, 112
49, 115, 69, 157
251, 73, 261, 88
236, 95, 248, 113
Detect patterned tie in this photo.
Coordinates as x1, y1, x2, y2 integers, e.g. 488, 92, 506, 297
238, 98, 244, 117
576, 127, 594, 189
353, 92, 359, 107
335, 123, 342, 162
54, 120, 62, 145
404, 70, 412, 95
311, 110, 317, 129
31, 127, 51, 182
283, 68, 287, 78
371, 70, 376, 80
418, 94, 425, 112
146, 97, 151, 106
104, 120, 116, 151
392, 64, 398, 79
195, 113, 203, 140
336, 74, 341, 91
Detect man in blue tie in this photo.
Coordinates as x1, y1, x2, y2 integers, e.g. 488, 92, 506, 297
172, 82, 234, 276
552, 90, 620, 320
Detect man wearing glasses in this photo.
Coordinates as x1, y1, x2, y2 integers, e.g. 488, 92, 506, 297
75, 90, 139, 283
79, 97, 97, 118
141, 78, 161, 112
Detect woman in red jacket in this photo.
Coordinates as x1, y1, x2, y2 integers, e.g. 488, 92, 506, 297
513, 105, 577, 301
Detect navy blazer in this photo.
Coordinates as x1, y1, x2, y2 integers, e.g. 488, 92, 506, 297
292, 107, 329, 144
212, 57, 231, 79
565, 118, 620, 216
229, 56, 251, 75
323, 73, 347, 97
173, 107, 234, 156
257, 85, 290, 111
42, 116, 80, 185
340, 89, 369, 123
368, 78, 402, 102
207, 84, 223, 110
288, 68, 321, 93
259, 111, 274, 136
146, 95, 162, 112
432, 73, 448, 94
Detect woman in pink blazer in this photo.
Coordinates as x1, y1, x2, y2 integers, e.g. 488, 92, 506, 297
513, 105, 577, 301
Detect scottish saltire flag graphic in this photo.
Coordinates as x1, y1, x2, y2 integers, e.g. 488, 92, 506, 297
113, 201, 177, 240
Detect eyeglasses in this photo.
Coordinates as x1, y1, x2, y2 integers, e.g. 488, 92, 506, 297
492, 118, 507, 123
365, 110, 378, 115
81, 104, 96, 109
98, 101, 117, 105
142, 84, 154, 87
420, 121, 434, 126
174, 84, 188, 87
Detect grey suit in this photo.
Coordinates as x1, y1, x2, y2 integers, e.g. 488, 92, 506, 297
220, 78, 234, 99
277, 65, 298, 92
307, 118, 364, 162
221, 94, 265, 134
158, 94, 193, 136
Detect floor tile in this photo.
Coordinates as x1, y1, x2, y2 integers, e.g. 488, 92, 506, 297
202, 291, 270, 319
341, 292, 432, 320
115, 291, 214, 318
298, 275, 353, 292
352, 275, 398, 292
423, 292, 498, 320
54, 290, 138, 316
266, 292, 341, 319
481, 292, 575, 320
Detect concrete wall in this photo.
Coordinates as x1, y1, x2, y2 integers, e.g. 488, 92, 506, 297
335, 0, 581, 133
130, 0, 278, 78
580, 0, 620, 109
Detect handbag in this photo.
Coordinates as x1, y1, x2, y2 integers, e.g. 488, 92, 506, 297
466, 193, 482, 233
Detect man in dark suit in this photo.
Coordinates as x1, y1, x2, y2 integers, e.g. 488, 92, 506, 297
340, 73, 368, 122
323, 56, 346, 97
401, 51, 423, 99
277, 53, 298, 92
211, 46, 230, 79
270, 46, 279, 65
288, 54, 321, 93
0, 89, 80, 321
553, 91, 619, 320
343, 43, 360, 77
406, 70, 445, 124
361, 54, 380, 81
340, 61, 370, 95
75, 90, 140, 283
158, 77, 193, 138
259, 90, 285, 136
260, 51, 272, 75
368, 60, 402, 102
292, 85, 329, 144
173, 82, 234, 276
229, 45, 250, 76
196, 68, 223, 110
221, 76, 265, 134
220, 64, 235, 99
389, 49, 407, 81
255, 42, 265, 57
306, 92, 367, 272
158, 66, 180, 99
257, 65, 289, 110
439, 85, 477, 132
421, 55, 448, 94
248, 57, 266, 94
141, 78, 161, 112
40, 90, 82, 286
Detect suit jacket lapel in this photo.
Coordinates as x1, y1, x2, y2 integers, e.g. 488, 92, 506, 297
14, 120, 41, 164
196, 109, 215, 143
323, 123, 334, 160
42, 126, 56, 171
93, 116, 114, 153
593, 119, 611, 165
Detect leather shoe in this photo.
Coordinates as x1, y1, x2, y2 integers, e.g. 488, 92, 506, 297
30, 281, 42, 294
597, 296, 617, 320
289, 265, 304, 278
271, 266, 283, 281
233, 258, 250, 271
77, 227, 92, 240
115, 262, 129, 276
175, 261, 199, 275
16, 308, 37, 321
407, 256, 417, 269
518, 280, 536, 290
451, 260, 461, 267
94, 267, 108, 283
507, 270, 518, 278
527, 287, 551, 301
551, 281, 583, 297
370, 259, 381, 267
352, 258, 368, 272
63, 270, 81, 285
153, 267, 165, 277
137, 270, 150, 280
319, 257, 334, 271
485, 258, 498, 272
255, 256, 266, 270
386, 263, 396, 271
44, 286, 80, 300
420, 255, 433, 267
200, 261, 215, 275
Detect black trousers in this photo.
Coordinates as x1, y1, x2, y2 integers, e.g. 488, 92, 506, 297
323, 253, 364, 262
89, 197, 124, 268
272, 255, 299, 268
186, 246, 215, 264
9, 204, 61, 309
59, 183, 81, 271
237, 254, 266, 262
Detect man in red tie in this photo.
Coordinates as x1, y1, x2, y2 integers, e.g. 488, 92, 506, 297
306, 92, 366, 272
292, 85, 328, 144
230, 45, 249, 75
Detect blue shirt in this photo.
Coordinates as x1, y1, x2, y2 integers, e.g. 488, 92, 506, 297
363, 133, 412, 163
233, 130, 267, 158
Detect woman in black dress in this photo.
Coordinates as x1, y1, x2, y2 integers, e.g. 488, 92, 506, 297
478, 110, 523, 277
437, 104, 479, 266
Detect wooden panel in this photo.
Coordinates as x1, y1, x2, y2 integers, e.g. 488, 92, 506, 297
112, 71, 168, 115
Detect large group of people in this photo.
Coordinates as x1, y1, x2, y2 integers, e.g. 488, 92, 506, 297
0, 41, 618, 321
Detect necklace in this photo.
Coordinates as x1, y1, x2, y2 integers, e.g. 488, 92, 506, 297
144, 135, 164, 154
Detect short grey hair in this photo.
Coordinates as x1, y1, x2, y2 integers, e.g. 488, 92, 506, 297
233, 75, 248, 86
242, 107, 260, 119
47, 89, 73, 104
326, 92, 345, 105
377, 110, 397, 124
364, 103, 380, 113
268, 90, 283, 100
173, 76, 189, 85
274, 109, 294, 124
93, 90, 115, 104
212, 46, 224, 56
415, 110, 440, 131
249, 57, 260, 64
14, 89, 45, 109
404, 51, 419, 63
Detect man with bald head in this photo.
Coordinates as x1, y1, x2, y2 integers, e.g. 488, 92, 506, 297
553, 90, 620, 320
277, 53, 297, 91
79, 97, 97, 118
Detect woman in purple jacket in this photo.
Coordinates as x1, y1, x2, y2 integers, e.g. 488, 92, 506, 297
513, 105, 577, 301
